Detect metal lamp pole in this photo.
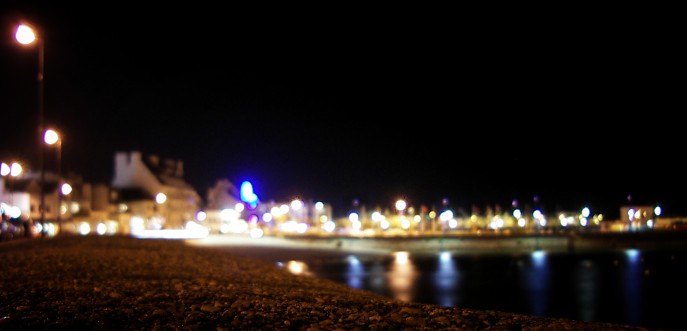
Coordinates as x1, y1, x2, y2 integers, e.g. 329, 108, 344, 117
15, 23, 45, 236
44, 129, 61, 235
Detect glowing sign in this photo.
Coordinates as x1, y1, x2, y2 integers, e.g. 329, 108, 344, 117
240, 181, 259, 209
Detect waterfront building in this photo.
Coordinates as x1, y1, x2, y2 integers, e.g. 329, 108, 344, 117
110, 151, 202, 232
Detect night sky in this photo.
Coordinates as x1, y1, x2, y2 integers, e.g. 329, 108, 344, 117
1, 4, 683, 218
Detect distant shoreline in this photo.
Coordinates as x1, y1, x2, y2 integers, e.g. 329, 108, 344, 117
188, 230, 687, 256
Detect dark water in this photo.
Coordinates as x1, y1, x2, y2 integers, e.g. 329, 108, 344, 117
278, 249, 686, 331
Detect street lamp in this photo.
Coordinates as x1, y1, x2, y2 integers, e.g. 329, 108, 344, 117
44, 129, 62, 234
395, 199, 407, 230
1, 162, 23, 205
15, 22, 46, 231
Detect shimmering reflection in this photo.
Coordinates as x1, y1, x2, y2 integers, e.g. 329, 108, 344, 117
274, 247, 685, 330
623, 249, 643, 326
524, 250, 550, 317
368, 261, 387, 294
574, 258, 599, 322
387, 251, 418, 302
433, 251, 459, 307
346, 255, 364, 289
279, 260, 313, 276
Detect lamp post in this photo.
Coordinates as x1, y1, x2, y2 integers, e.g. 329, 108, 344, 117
395, 199, 407, 231
1, 162, 23, 205
44, 129, 61, 234
15, 23, 46, 233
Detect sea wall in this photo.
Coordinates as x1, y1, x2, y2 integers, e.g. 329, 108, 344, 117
285, 231, 687, 255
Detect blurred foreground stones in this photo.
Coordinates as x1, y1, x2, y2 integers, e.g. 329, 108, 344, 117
0, 235, 657, 330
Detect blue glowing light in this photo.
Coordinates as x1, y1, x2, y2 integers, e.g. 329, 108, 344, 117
240, 181, 259, 208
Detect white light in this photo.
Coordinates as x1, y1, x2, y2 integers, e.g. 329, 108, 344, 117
581, 207, 591, 218
15, 24, 36, 45
323, 220, 336, 233
291, 199, 303, 210
44, 129, 59, 145
6, 205, 22, 219
296, 222, 309, 234
1, 162, 23, 177
270, 206, 283, 216
220, 208, 239, 221
196, 210, 207, 222
219, 223, 231, 234
381, 219, 390, 230
395, 199, 407, 212
393, 251, 410, 263
130, 217, 145, 234
513, 209, 522, 219
401, 218, 410, 229
96, 223, 107, 235
78, 222, 91, 235
448, 219, 458, 229
285, 260, 310, 275
533, 210, 543, 219
280, 221, 297, 233
61, 183, 72, 195
440, 210, 454, 222
224, 220, 248, 233
249, 228, 264, 238
155, 193, 167, 204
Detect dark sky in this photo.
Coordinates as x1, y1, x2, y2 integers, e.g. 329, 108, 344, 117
1, 4, 683, 218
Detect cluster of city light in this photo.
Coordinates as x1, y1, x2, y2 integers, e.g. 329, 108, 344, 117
628, 206, 662, 230
1, 162, 659, 239
1, 162, 23, 178
3, 20, 673, 242
1, 162, 24, 219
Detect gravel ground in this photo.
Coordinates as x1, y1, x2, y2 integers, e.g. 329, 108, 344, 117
0, 235, 659, 330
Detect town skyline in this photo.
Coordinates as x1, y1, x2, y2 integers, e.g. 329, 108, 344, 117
1, 4, 682, 220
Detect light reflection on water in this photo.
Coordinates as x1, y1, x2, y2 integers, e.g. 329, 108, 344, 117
387, 251, 418, 302
574, 257, 599, 322
623, 249, 643, 327
524, 250, 550, 317
277, 260, 313, 276
276, 248, 684, 331
346, 255, 364, 289
433, 251, 459, 307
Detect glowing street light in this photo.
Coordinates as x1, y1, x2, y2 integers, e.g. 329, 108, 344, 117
653, 205, 662, 229
1, 162, 23, 205
1, 162, 23, 178
395, 199, 407, 230
44, 129, 63, 233
15, 22, 46, 232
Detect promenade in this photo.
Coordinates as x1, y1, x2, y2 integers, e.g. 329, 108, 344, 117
192, 230, 687, 256
0, 235, 660, 330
